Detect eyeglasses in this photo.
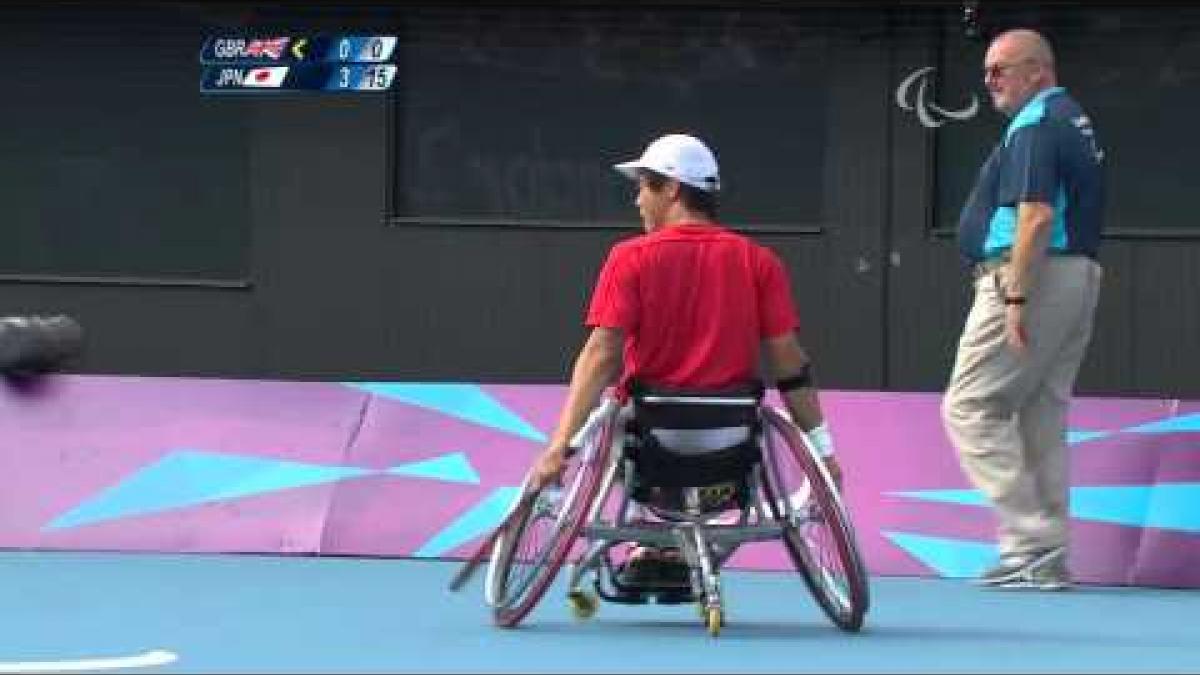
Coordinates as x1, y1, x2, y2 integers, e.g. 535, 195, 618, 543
983, 59, 1035, 81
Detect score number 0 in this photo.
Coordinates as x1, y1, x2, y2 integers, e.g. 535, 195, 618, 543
337, 36, 393, 62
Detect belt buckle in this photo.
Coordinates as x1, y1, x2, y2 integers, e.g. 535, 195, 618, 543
974, 257, 1007, 279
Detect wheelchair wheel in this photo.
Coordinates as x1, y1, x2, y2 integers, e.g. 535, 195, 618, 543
761, 407, 869, 632
487, 406, 618, 628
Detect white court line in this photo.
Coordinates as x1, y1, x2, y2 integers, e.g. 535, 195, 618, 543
0, 649, 177, 673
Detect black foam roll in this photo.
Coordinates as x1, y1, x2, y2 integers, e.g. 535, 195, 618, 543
0, 315, 84, 377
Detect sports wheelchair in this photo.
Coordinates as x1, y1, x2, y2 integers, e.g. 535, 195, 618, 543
451, 384, 870, 636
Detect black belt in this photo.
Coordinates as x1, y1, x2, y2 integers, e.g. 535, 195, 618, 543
972, 252, 1088, 279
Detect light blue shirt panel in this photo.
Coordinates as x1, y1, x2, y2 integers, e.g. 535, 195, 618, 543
984, 87, 1069, 258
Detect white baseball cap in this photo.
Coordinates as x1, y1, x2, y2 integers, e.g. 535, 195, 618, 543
613, 133, 721, 192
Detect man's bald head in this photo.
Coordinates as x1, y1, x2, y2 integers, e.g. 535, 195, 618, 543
992, 29, 1056, 69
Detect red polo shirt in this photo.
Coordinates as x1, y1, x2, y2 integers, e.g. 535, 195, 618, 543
586, 223, 800, 398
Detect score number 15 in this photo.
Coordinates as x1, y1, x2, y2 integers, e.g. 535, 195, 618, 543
337, 65, 396, 91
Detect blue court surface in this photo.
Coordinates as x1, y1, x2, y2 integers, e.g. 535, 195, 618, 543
1, 550, 1196, 673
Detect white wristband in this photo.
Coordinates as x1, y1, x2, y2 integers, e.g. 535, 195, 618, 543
805, 422, 836, 458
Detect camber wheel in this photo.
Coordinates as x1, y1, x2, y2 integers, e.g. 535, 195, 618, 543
488, 409, 617, 628
761, 407, 870, 632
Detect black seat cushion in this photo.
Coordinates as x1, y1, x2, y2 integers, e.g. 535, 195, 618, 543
625, 381, 764, 500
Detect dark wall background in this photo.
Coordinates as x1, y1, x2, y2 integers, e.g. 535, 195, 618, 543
2, 2, 1197, 397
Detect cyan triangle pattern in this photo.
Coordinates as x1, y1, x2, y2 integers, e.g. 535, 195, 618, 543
1067, 429, 1111, 444
343, 382, 546, 443
883, 531, 998, 578
385, 452, 480, 484
45, 450, 368, 531
891, 488, 989, 507
892, 483, 1200, 533
1123, 413, 1200, 434
1072, 484, 1200, 533
413, 486, 522, 558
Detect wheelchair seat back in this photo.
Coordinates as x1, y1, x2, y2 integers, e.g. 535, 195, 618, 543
625, 382, 764, 512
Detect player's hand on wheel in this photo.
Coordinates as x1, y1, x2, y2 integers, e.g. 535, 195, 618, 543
531, 445, 568, 490
822, 455, 844, 492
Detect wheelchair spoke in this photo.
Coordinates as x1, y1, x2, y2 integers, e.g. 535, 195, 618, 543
761, 407, 869, 632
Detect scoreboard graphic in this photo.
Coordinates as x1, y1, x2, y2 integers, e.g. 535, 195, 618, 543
200, 35, 398, 94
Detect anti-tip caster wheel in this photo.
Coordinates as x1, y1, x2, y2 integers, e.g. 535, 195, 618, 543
705, 607, 723, 637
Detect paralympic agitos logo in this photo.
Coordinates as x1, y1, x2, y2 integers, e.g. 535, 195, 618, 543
895, 66, 979, 128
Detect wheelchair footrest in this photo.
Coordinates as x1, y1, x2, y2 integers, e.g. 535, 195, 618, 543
597, 559, 698, 605
596, 577, 696, 605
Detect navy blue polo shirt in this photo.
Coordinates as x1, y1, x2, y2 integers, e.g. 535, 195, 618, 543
957, 87, 1105, 263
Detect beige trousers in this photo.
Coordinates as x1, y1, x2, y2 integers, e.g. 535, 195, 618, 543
941, 255, 1103, 560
